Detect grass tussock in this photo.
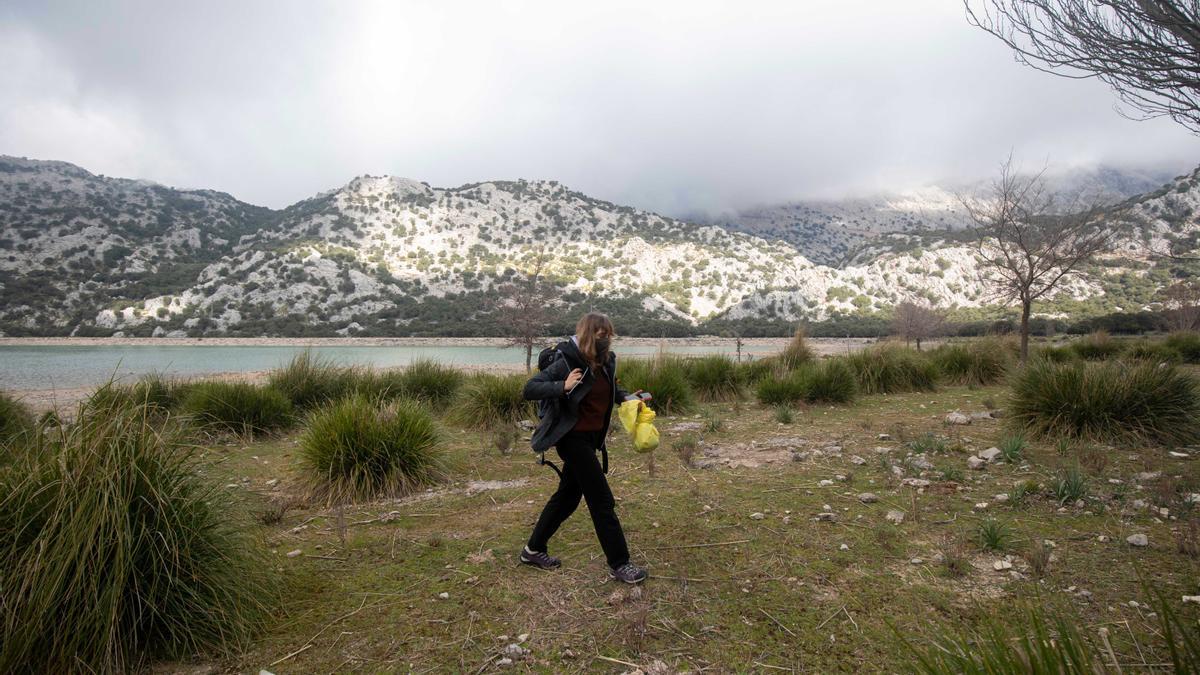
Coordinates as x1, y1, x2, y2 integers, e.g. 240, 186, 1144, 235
929, 339, 1012, 386
1007, 360, 1200, 446
735, 357, 778, 386
84, 373, 194, 415
396, 359, 464, 405
300, 396, 446, 504
0, 392, 34, 447
683, 355, 743, 401
779, 328, 815, 370
755, 359, 858, 406
1069, 330, 1125, 361
617, 356, 696, 415
450, 373, 535, 429
1165, 331, 1200, 364
0, 404, 277, 672
844, 344, 939, 395
267, 350, 357, 410
182, 381, 294, 436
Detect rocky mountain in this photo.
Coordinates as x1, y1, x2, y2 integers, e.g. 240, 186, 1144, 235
704, 165, 1182, 267
0, 156, 1196, 337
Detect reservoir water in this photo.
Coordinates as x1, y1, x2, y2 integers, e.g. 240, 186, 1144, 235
1, 341, 782, 391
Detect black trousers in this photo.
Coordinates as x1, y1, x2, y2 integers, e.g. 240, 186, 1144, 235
527, 430, 630, 569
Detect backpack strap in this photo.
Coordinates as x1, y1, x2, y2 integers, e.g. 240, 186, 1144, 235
537, 451, 563, 478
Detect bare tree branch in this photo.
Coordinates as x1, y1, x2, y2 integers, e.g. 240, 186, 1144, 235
965, 0, 1200, 132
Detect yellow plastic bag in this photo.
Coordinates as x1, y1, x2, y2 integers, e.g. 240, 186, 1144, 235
618, 399, 660, 453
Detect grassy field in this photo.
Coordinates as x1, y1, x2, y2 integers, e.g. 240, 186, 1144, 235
165, 376, 1199, 673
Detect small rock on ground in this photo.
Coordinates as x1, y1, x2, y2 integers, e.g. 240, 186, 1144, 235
945, 412, 971, 425
1126, 534, 1149, 547
886, 510, 905, 524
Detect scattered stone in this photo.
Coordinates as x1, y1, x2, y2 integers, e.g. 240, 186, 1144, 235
877, 433, 891, 441
1098, 535, 1110, 543
1168, 451, 1190, 459
993, 560, 1013, 571
750, 512, 765, 520
848, 455, 867, 466
671, 422, 703, 432
891, 465, 905, 478
979, 447, 1002, 462
1187, 493, 1200, 504
1132, 499, 1148, 510
858, 492, 879, 504
909, 455, 935, 471
1127, 534, 1149, 547
503, 643, 529, 658
822, 445, 843, 454
994, 494, 1009, 503
910, 558, 924, 564
1183, 595, 1200, 605
945, 411, 971, 425
782, 516, 792, 524
286, 549, 302, 558
967, 456, 987, 470
265, 478, 279, 487
969, 411, 994, 421
1043, 539, 1056, 548
1135, 471, 1162, 482
1108, 478, 1124, 485
901, 478, 931, 488
974, 502, 989, 510
874, 446, 892, 454
438, 592, 450, 600
816, 512, 838, 522
518, 419, 536, 430
839, 543, 850, 551
835, 474, 848, 482
819, 479, 834, 486
886, 510, 905, 524
496, 657, 513, 667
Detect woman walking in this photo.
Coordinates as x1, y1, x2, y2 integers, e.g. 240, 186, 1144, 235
520, 312, 649, 584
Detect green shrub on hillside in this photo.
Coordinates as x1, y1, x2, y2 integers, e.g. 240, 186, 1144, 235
844, 345, 939, 394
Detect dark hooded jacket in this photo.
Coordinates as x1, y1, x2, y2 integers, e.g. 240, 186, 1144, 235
524, 338, 632, 453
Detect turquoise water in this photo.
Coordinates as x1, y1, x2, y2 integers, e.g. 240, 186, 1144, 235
1, 343, 773, 391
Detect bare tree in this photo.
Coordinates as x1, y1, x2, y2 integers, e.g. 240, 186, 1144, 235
962, 157, 1110, 363
965, 1, 1200, 132
891, 300, 947, 351
1161, 279, 1200, 331
496, 248, 553, 371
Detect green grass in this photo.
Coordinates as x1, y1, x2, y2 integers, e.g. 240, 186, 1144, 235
0, 392, 34, 447
1069, 331, 1125, 361
778, 328, 815, 370
84, 372, 194, 415
976, 518, 1013, 552
0, 403, 277, 672
449, 373, 534, 429
1053, 466, 1089, 505
683, 355, 743, 402
267, 349, 357, 410
907, 432, 948, 454
843, 344, 939, 394
929, 339, 1011, 386
395, 359, 464, 406
299, 396, 446, 504
1007, 359, 1200, 446
1165, 331, 1200, 364
617, 356, 696, 415
998, 433, 1026, 463
181, 381, 294, 436
754, 359, 858, 406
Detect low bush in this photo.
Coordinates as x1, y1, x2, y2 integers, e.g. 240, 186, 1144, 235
1007, 360, 1200, 446
300, 396, 445, 504
735, 358, 778, 385
450, 373, 535, 429
181, 381, 294, 436
1126, 340, 1182, 363
398, 359, 464, 406
0, 404, 277, 672
844, 345, 939, 394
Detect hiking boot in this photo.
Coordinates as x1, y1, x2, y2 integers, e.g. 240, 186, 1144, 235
520, 546, 561, 570
609, 562, 648, 584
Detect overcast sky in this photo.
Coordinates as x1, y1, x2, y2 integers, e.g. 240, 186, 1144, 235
2, 1, 1199, 215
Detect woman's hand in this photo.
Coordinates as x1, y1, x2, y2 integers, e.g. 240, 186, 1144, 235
564, 368, 584, 394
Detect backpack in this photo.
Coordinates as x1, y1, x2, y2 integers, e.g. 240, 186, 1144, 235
535, 345, 564, 421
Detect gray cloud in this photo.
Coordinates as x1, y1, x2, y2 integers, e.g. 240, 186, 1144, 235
2, 0, 1198, 215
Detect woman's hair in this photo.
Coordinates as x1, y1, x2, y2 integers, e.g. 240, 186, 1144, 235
575, 312, 616, 368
